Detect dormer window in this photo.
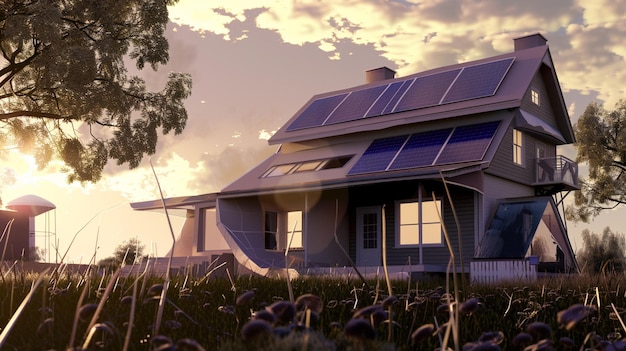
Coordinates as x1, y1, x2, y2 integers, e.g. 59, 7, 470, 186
531, 88, 540, 106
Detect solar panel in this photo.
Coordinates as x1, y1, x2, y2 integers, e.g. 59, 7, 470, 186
325, 85, 388, 125
348, 135, 408, 174
435, 121, 500, 164
441, 58, 514, 104
381, 79, 414, 115
364, 81, 405, 117
286, 93, 348, 131
389, 128, 453, 170
394, 69, 461, 112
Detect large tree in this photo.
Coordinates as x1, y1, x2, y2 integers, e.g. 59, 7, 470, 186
0, 0, 191, 182
569, 100, 626, 221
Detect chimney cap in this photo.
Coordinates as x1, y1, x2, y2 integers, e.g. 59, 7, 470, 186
365, 67, 396, 83
514, 33, 547, 51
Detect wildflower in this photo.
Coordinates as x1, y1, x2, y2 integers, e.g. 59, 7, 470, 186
410, 323, 434, 344
344, 318, 376, 340
236, 289, 256, 306
295, 293, 323, 313
557, 304, 596, 330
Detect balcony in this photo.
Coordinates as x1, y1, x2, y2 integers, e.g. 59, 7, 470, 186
534, 156, 579, 194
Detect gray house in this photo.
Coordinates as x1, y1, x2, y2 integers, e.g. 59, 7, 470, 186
133, 33, 579, 282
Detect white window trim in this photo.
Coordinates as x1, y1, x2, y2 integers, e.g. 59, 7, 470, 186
263, 209, 304, 251
531, 87, 540, 106
395, 197, 444, 248
513, 129, 524, 167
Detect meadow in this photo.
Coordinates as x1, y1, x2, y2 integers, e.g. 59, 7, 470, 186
0, 264, 623, 350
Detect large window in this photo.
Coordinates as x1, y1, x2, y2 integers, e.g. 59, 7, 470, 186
264, 210, 303, 250
397, 199, 443, 246
513, 129, 524, 166
286, 211, 303, 249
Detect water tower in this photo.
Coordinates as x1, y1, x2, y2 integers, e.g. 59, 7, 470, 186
5, 194, 56, 261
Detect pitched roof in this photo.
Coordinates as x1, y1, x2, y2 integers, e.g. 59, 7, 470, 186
269, 40, 573, 145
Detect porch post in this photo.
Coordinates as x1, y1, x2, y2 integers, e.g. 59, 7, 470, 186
304, 193, 309, 267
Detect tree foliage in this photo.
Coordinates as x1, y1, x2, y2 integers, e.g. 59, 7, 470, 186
569, 100, 626, 221
113, 237, 145, 265
577, 227, 626, 274
0, 0, 192, 182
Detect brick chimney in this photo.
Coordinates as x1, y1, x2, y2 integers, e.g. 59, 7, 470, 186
366, 67, 396, 83
514, 33, 547, 51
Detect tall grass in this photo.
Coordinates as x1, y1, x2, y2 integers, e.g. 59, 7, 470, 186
1, 268, 626, 350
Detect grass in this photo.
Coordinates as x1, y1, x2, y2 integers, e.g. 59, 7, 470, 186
1, 268, 626, 350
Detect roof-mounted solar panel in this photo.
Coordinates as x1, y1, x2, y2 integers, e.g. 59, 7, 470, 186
441, 58, 514, 104
364, 81, 405, 117
389, 128, 453, 170
394, 69, 461, 113
286, 93, 348, 131
380, 79, 413, 115
435, 121, 500, 164
348, 135, 408, 175
325, 85, 387, 125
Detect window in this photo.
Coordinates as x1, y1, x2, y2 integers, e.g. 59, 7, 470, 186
264, 210, 303, 250
264, 211, 278, 250
513, 129, 524, 166
531, 88, 540, 106
397, 199, 443, 246
286, 211, 303, 249
262, 156, 353, 178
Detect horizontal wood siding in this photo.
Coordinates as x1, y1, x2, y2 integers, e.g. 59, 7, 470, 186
348, 180, 475, 268
488, 126, 542, 185
522, 73, 559, 127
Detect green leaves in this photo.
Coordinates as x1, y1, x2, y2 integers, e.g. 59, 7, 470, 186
0, 0, 191, 183
570, 100, 626, 220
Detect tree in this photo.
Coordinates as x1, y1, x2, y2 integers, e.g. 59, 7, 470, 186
577, 227, 626, 274
568, 100, 626, 221
0, 0, 192, 183
113, 237, 145, 265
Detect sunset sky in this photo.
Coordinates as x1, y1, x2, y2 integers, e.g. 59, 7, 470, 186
3, 0, 626, 263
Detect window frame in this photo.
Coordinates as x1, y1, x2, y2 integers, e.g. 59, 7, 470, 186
263, 209, 304, 251
531, 87, 540, 106
395, 198, 444, 248
513, 129, 524, 166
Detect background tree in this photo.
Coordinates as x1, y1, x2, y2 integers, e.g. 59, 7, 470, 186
577, 227, 626, 274
0, 0, 192, 182
113, 237, 145, 265
568, 100, 626, 221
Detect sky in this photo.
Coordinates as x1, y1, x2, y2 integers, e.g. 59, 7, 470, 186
2, 0, 626, 263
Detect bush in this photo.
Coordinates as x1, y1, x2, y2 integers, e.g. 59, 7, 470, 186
577, 227, 626, 273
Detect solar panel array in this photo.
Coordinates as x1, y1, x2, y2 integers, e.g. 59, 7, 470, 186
286, 57, 514, 132
347, 121, 500, 175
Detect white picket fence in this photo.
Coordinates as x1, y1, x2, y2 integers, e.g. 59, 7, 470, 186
471, 259, 537, 284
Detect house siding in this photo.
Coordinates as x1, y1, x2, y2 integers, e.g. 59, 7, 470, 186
348, 180, 475, 269
522, 72, 559, 127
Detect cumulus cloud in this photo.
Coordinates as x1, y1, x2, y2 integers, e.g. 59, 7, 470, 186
168, 0, 626, 107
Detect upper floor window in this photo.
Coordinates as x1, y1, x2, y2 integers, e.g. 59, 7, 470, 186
531, 88, 540, 106
513, 129, 524, 166
397, 199, 443, 247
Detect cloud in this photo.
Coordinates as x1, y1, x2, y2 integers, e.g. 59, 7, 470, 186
167, 0, 626, 108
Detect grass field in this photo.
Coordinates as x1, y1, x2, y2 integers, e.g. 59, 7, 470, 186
0, 265, 623, 350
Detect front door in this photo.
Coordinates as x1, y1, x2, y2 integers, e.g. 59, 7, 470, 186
356, 206, 381, 267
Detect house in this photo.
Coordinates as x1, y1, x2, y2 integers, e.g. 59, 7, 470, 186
132, 33, 579, 282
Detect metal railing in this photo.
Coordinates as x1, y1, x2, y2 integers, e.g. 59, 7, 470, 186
535, 156, 579, 188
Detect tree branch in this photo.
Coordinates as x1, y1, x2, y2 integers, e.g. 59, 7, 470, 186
0, 111, 71, 121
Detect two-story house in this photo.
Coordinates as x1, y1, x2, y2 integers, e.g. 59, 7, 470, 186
132, 33, 579, 282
